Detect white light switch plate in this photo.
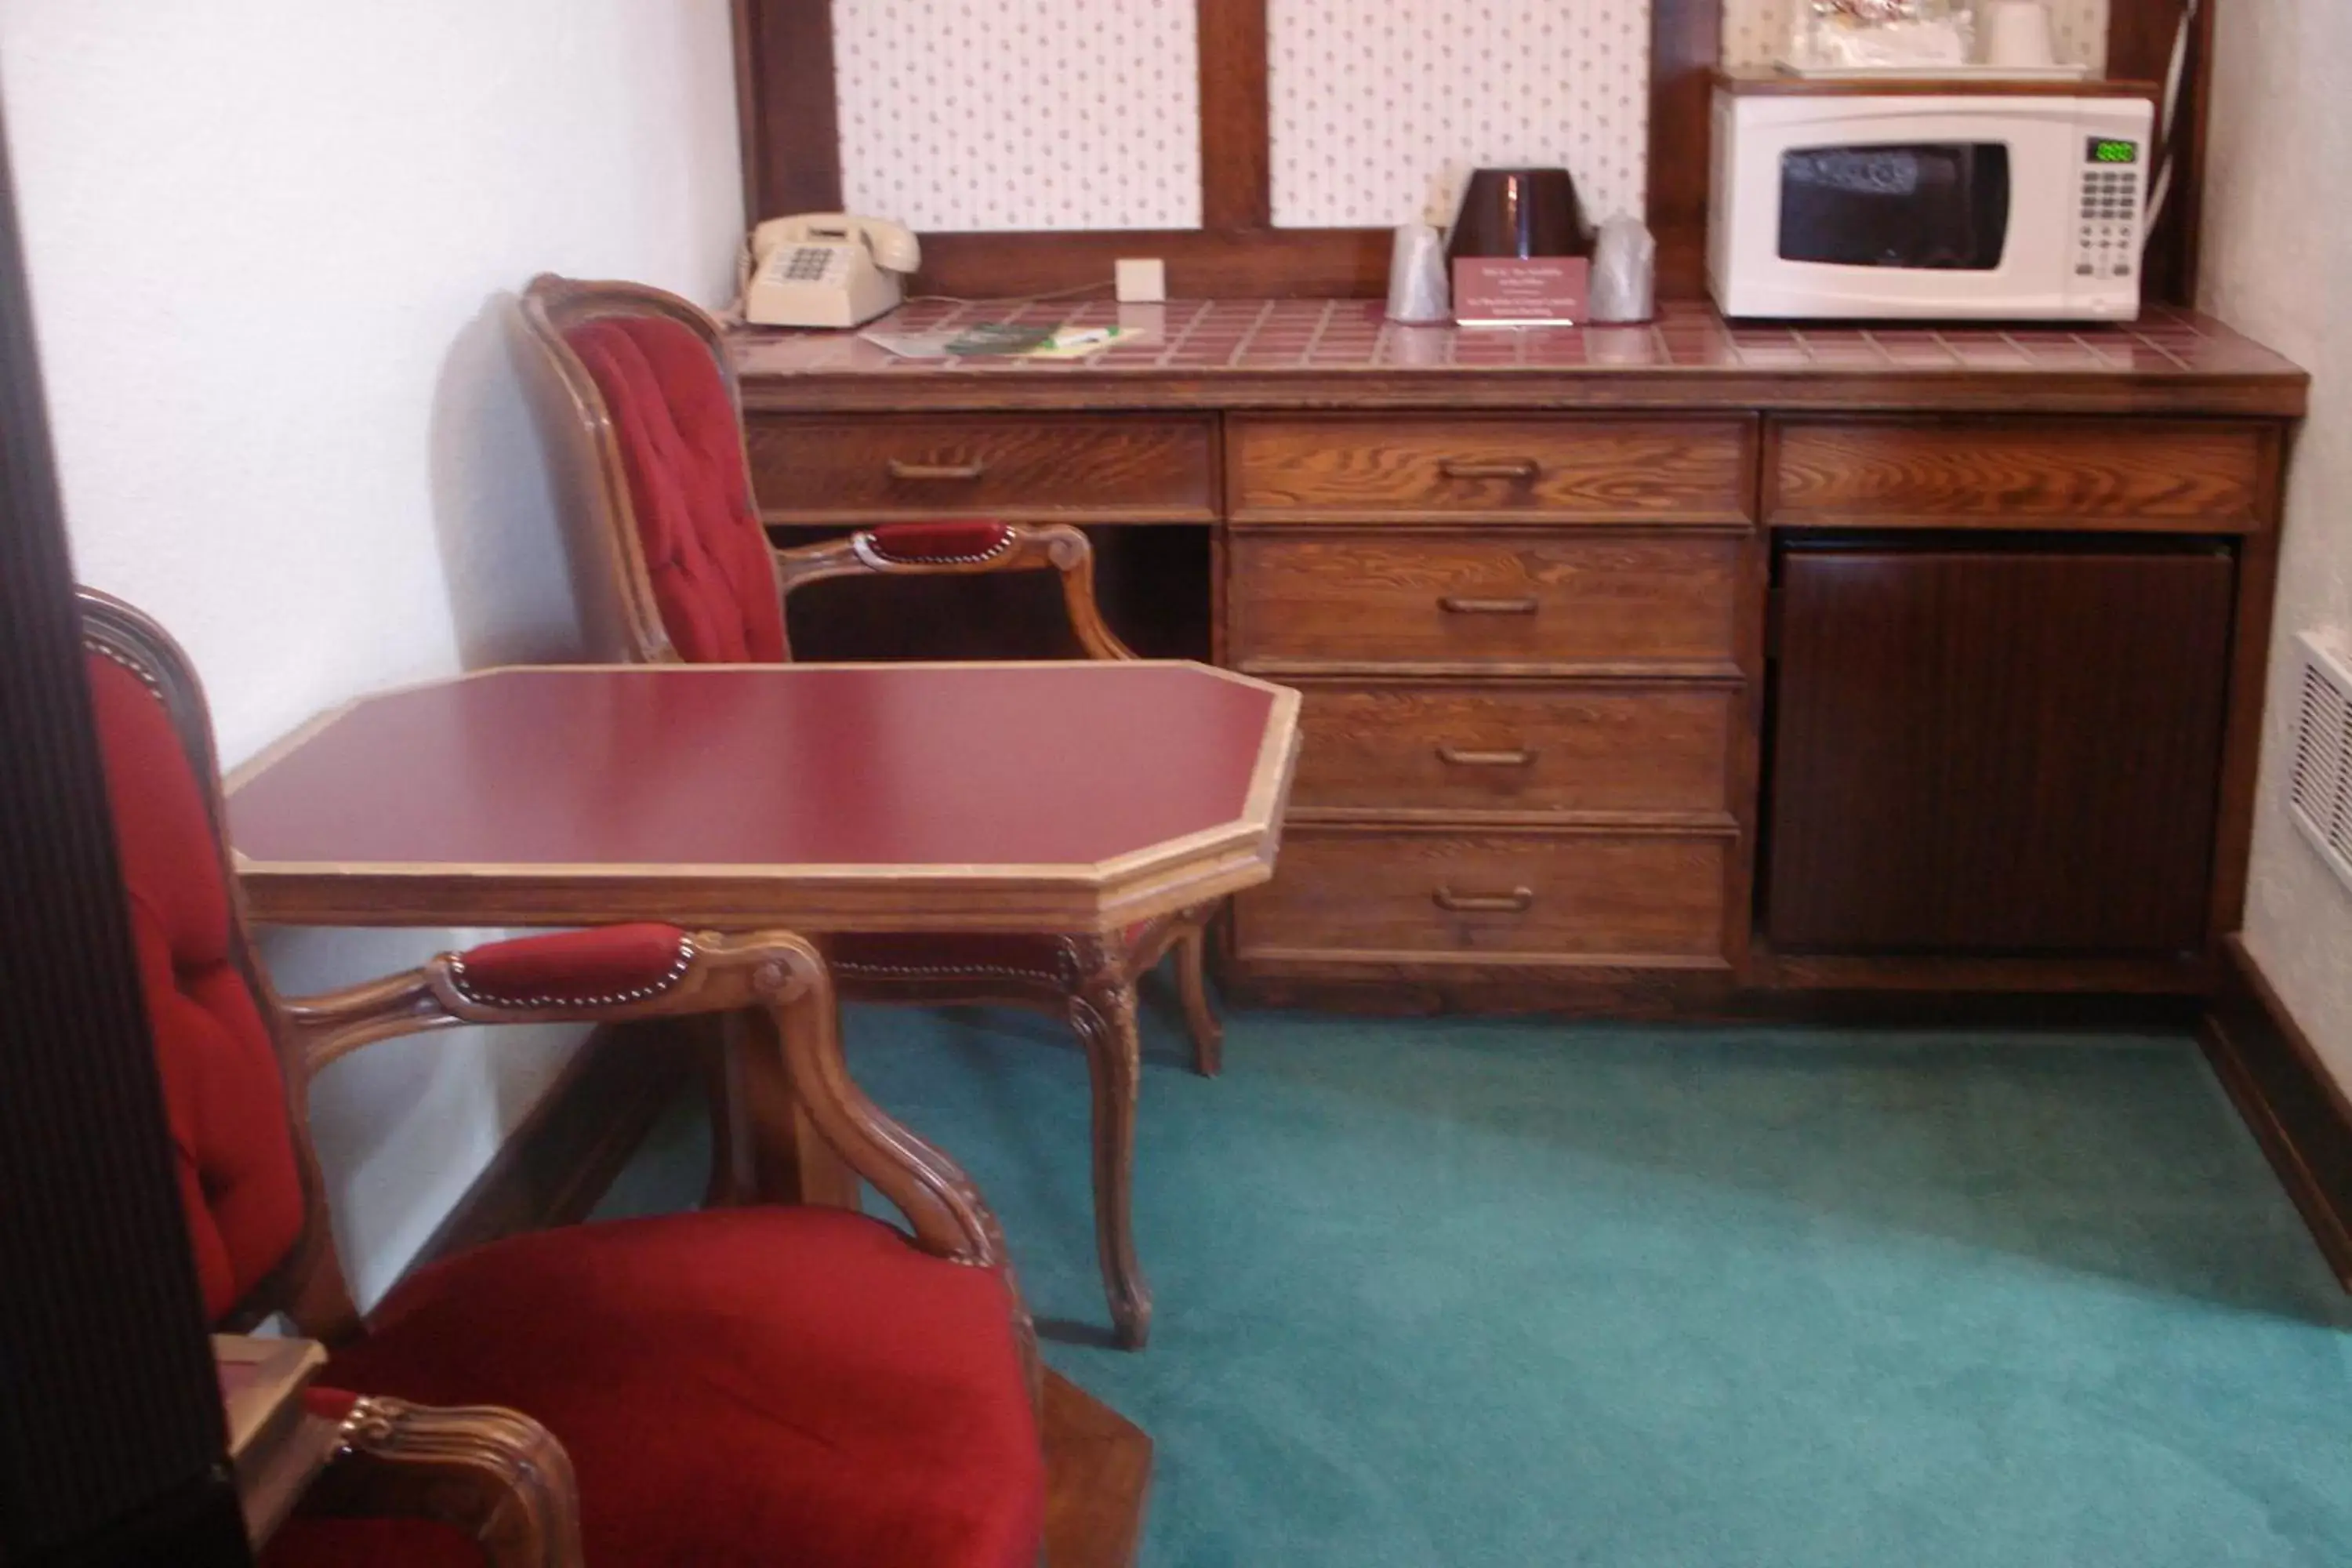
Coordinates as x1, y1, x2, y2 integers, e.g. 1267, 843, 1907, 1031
1115, 258, 1167, 303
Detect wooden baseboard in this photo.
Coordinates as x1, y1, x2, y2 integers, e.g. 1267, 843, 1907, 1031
2200, 935, 2352, 1290
408, 1019, 697, 1272
1044, 1368, 1152, 1568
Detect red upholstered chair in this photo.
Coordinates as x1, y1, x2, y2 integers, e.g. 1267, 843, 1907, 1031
519, 274, 1218, 1348
78, 588, 1045, 1566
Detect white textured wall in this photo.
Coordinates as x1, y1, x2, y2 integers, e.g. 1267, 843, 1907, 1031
1, 2, 744, 1305
836, 0, 1202, 230
1269, 0, 1650, 229
2201, 0, 2352, 1084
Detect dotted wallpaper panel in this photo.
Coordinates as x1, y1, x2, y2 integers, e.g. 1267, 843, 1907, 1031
833, 0, 1202, 231
1269, 0, 1651, 230
1722, 1, 2110, 73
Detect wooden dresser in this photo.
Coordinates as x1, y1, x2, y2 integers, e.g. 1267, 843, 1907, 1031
730, 299, 2307, 1012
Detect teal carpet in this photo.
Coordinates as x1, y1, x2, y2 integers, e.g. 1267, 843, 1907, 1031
596, 999, 2352, 1566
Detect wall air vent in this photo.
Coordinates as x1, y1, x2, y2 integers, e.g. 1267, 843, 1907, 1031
2288, 630, 2352, 898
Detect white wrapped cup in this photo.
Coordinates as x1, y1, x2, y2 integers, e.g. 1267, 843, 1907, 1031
1590, 216, 1656, 325
1385, 223, 1450, 324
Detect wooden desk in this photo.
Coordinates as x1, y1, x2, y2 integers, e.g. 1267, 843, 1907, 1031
229, 660, 1299, 1200
729, 299, 2308, 1014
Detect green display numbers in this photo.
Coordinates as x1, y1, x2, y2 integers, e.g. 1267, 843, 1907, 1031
2089, 139, 2140, 165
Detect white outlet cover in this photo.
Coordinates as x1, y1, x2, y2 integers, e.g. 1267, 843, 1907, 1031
1116, 257, 1168, 303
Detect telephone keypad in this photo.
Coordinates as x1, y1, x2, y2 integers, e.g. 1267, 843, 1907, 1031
783, 247, 837, 282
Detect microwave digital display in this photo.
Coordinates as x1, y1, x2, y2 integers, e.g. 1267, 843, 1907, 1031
2088, 138, 2140, 164
1777, 143, 2012, 271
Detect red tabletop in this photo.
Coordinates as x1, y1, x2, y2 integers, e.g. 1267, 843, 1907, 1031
227, 662, 1298, 934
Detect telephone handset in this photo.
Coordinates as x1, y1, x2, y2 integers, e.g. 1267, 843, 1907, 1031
742, 213, 920, 329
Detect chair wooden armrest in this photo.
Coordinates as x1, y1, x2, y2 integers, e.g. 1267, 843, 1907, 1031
292, 1392, 582, 1568
771, 521, 1134, 661
281, 927, 1003, 1271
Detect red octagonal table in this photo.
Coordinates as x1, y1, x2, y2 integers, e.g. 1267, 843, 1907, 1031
230, 662, 1299, 935
227, 660, 1299, 1265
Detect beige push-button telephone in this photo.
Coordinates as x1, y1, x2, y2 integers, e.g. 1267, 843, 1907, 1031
741, 214, 920, 329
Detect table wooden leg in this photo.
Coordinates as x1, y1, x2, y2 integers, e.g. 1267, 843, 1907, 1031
1174, 916, 1222, 1078
1070, 940, 1152, 1349
717, 1005, 861, 1210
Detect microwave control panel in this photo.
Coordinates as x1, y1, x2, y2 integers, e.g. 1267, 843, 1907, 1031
2074, 137, 2144, 285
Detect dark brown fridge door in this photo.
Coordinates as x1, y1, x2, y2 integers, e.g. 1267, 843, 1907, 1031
1765, 543, 2235, 955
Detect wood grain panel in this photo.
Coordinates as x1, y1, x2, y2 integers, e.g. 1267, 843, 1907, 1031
746, 412, 1217, 522
1230, 416, 1754, 523
1767, 419, 2270, 530
1233, 827, 1732, 964
2109, 0, 2208, 307
912, 227, 1392, 301
2202, 936, 2352, 1288
1198, 0, 1270, 231
733, 0, 841, 222
1765, 543, 2235, 955
1650, 0, 1723, 301
1228, 531, 1744, 673
1287, 680, 1738, 818
1043, 1370, 1153, 1568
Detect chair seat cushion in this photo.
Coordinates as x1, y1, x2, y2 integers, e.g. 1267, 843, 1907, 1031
315, 1208, 1043, 1568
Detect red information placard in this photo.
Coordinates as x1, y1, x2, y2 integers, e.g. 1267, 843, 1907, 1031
1453, 257, 1592, 327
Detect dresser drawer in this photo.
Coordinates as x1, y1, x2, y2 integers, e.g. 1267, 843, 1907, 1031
1233, 829, 1731, 964
1290, 681, 1739, 818
745, 413, 1218, 523
1231, 416, 1754, 523
1767, 419, 2272, 531
1228, 531, 1744, 673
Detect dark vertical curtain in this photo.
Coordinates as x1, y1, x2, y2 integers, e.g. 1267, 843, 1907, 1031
0, 89, 252, 1568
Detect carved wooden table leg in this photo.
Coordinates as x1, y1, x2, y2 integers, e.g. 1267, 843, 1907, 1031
1174, 916, 1222, 1077
1069, 936, 1151, 1348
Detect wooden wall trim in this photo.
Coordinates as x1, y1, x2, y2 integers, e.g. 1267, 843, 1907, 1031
1650, 0, 1723, 303
408, 1021, 696, 1272
2106, 0, 2206, 307
913, 227, 1388, 302
735, 0, 843, 226
1198, 0, 1272, 231
2201, 936, 2352, 1291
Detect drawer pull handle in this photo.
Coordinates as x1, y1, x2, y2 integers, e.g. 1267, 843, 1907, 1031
1439, 459, 1541, 481
1439, 596, 1539, 616
1437, 746, 1537, 769
1434, 886, 1537, 914
886, 459, 989, 481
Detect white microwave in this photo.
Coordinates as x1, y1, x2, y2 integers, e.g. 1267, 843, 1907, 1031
1708, 83, 2156, 322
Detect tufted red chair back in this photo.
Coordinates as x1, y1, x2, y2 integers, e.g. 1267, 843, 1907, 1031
560, 314, 785, 664
85, 625, 307, 1324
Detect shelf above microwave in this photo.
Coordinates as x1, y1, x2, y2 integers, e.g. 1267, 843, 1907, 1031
1714, 69, 2157, 100
1776, 60, 2092, 83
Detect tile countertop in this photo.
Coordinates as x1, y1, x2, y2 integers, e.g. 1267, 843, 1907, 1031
728, 298, 2308, 419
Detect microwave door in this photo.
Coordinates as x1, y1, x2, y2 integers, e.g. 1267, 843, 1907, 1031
1727, 98, 2082, 318
1777, 145, 2010, 272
